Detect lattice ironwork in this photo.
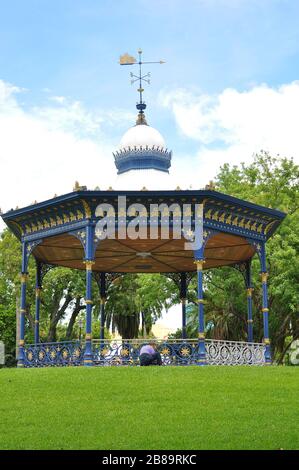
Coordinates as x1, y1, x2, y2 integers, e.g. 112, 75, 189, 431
23, 341, 83, 367
22, 338, 266, 367
163, 272, 195, 290
231, 259, 252, 288
92, 339, 199, 366
205, 339, 265, 365
93, 272, 124, 292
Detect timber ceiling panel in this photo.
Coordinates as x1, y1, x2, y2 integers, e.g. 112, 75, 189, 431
33, 232, 255, 273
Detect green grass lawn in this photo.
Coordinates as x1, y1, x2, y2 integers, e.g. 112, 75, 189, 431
0, 366, 298, 450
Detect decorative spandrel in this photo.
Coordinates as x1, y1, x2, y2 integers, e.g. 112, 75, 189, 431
203, 202, 276, 239
8, 198, 92, 237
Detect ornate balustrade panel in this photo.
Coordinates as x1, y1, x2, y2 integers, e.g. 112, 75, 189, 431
205, 339, 266, 365
92, 339, 199, 366
24, 341, 84, 367
23, 338, 266, 367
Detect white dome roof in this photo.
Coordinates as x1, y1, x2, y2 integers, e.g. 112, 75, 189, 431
120, 124, 166, 150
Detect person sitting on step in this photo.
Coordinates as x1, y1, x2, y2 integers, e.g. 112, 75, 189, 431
139, 342, 162, 366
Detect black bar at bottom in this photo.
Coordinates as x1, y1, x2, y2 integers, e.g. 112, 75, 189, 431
0, 450, 297, 465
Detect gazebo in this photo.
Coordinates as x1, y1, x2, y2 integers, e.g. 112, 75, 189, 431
1, 187, 285, 367
1, 50, 286, 367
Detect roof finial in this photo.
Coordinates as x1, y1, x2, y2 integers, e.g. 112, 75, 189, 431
119, 49, 165, 125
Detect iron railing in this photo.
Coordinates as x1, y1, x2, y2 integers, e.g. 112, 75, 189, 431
23, 338, 266, 367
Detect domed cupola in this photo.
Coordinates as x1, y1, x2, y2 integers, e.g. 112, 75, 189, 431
114, 111, 172, 174
113, 49, 172, 176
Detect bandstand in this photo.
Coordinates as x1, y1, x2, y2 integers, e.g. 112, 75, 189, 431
1, 187, 285, 367
1, 50, 286, 367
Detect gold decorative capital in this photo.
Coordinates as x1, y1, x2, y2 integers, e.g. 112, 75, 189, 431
85, 333, 92, 341
20, 273, 28, 283
196, 299, 204, 304
35, 288, 42, 298
263, 338, 270, 345
19, 340, 25, 347
246, 288, 254, 297
85, 299, 93, 305
83, 260, 95, 271
100, 297, 106, 305
247, 319, 253, 323
194, 260, 205, 271
261, 272, 269, 283
198, 332, 205, 339
262, 307, 269, 313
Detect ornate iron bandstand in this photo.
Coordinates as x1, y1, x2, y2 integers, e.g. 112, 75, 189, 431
1, 188, 285, 367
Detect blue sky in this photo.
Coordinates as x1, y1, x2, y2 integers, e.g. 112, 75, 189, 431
2, 1, 299, 121
1, 0, 299, 212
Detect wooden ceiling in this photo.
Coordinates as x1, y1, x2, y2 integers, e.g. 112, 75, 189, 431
34, 231, 255, 273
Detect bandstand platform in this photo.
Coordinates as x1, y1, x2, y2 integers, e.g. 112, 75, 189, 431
0, 50, 287, 367
1, 187, 286, 367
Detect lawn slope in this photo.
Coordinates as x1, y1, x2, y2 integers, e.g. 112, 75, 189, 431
0, 366, 298, 450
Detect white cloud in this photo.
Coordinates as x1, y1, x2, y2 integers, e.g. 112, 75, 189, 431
0, 80, 135, 223
160, 81, 299, 184
1, 78, 299, 232
49, 95, 67, 104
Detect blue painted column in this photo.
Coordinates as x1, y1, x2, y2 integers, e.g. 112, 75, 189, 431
83, 224, 95, 366
261, 271, 271, 363
100, 272, 106, 342
195, 260, 206, 365
259, 244, 271, 364
245, 262, 253, 342
17, 243, 28, 368
34, 261, 42, 344
246, 287, 254, 342
83, 260, 94, 365
180, 272, 187, 339
18, 273, 28, 367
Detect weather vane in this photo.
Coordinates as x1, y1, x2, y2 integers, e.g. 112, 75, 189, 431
119, 49, 165, 123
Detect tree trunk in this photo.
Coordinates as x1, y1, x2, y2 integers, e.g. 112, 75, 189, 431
47, 293, 72, 342
141, 311, 146, 337
47, 320, 58, 343
66, 297, 85, 340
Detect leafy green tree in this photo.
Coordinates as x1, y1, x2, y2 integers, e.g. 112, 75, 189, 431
0, 229, 35, 362
105, 274, 175, 338
0, 230, 90, 350
40, 267, 86, 342
183, 152, 299, 362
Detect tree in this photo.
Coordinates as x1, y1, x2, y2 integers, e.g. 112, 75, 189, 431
183, 152, 299, 362
0, 229, 90, 352
104, 274, 176, 339
40, 267, 86, 342
0, 229, 35, 361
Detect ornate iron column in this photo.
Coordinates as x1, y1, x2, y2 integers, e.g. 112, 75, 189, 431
194, 259, 206, 365
260, 244, 271, 364
83, 224, 95, 366
17, 242, 28, 368
34, 260, 42, 344
180, 272, 187, 339
245, 261, 254, 343
100, 272, 106, 342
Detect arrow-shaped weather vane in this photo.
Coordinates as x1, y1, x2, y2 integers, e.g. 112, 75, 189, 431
119, 49, 165, 122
